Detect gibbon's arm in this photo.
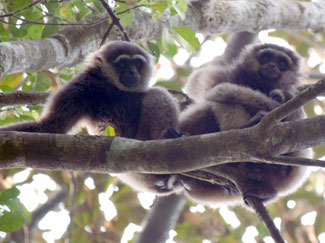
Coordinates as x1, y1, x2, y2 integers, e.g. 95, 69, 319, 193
0, 78, 89, 134
206, 83, 282, 112
179, 102, 220, 136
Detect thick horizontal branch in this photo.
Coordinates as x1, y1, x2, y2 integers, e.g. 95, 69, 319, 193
0, 16, 109, 77
0, 129, 251, 173
2, 1, 325, 77
1, 115, 325, 173
182, 0, 325, 34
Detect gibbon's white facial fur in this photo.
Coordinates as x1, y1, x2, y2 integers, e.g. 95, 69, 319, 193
85, 42, 155, 92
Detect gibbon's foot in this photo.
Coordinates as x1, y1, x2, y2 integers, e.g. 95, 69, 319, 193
269, 89, 286, 103
154, 175, 180, 193
243, 184, 277, 205
180, 176, 239, 195
162, 127, 189, 139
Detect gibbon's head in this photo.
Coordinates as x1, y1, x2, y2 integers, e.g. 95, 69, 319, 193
237, 43, 302, 94
86, 41, 155, 92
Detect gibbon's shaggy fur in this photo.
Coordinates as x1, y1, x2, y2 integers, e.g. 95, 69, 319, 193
0, 41, 183, 196
179, 43, 313, 206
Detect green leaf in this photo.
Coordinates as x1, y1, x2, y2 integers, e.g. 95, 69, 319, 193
150, 1, 169, 12
116, 6, 135, 28
160, 29, 177, 58
0, 188, 20, 204
42, 20, 59, 38
156, 81, 183, 91
172, 26, 200, 51
0, 188, 25, 232
0, 211, 25, 232
26, 9, 43, 21
172, 0, 187, 20
27, 25, 43, 39
8, 24, 28, 38
34, 72, 51, 91
147, 41, 160, 62
44, 1, 59, 11
105, 126, 116, 136
6, 0, 32, 12
0, 73, 24, 89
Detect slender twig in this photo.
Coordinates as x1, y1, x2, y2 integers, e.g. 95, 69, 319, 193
65, 172, 77, 243
257, 155, 325, 168
80, 0, 96, 12
203, 166, 286, 243
167, 89, 193, 110
99, 0, 130, 42
0, 0, 44, 18
167, 89, 192, 102
245, 197, 285, 243
100, 22, 115, 46
181, 170, 236, 190
29, 189, 68, 230
0, 15, 109, 26
0, 91, 50, 107
117, 4, 146, 15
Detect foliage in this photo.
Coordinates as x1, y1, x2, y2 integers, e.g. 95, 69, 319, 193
0, 188, 28, 233
0, 0, 325, 243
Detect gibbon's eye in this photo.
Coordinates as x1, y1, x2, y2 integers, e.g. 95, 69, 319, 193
116, 59, 127, 69
277, 57, 289, 71
259, 51, 273, 64
134, 59, 144, 70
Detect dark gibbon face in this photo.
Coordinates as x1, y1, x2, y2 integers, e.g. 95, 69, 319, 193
88, 41, 154, 92
256, 48, 293, 81
112, 53, 148, 88
238, 44, 301, 94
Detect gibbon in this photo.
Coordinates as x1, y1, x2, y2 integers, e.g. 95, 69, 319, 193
179, 43, 313, 206
0, 41, 184, 196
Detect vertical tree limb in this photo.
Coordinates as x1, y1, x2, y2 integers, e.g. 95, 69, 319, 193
135, 194, 187, 243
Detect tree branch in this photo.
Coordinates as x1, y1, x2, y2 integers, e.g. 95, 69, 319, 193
99, 0, 130, 43
201, 166, 285, 242
245, 197, 285, 243
0, 91, 50, 107
1, 1, 325, 77
1, 114, 325, 174
1, 78, 325, 171
0, 0, 44, 18
135, 194, 186, 243
189, 0, 325, 34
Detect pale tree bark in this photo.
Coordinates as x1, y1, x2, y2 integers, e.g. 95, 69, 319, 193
190, 0, 325, 34
1, 77, 325, 172
1, 113, 325, 173
0, 17, 109, 77
1, 0, 325, 77
0, 91, 49, 107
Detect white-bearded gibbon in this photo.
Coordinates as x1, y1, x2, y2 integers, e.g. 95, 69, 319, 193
0, 41, 184, 196
179, 43, 313, 206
